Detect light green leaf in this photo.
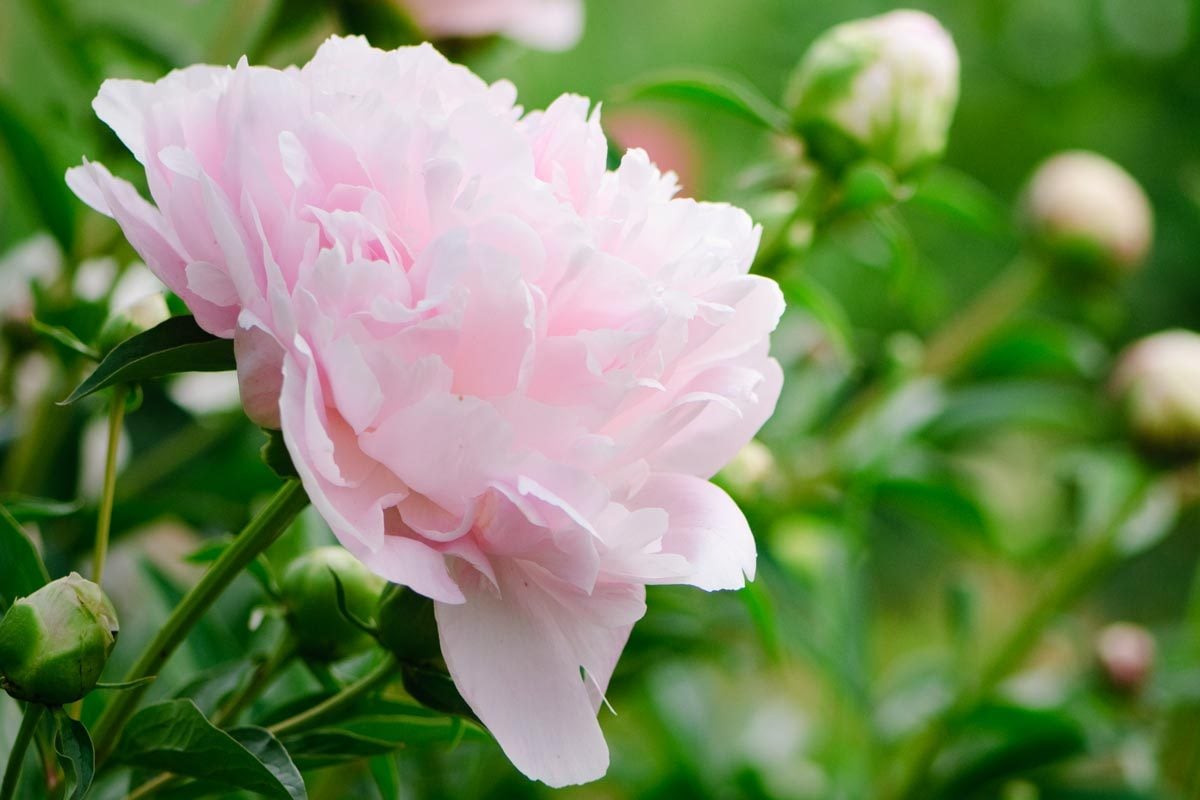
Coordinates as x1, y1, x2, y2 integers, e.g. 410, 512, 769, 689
0, 505, 50, 611
614, 68, 790, 133
52, 709, 95, 800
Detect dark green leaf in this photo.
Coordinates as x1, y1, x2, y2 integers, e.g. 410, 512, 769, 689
401, 664, 477, 721
261, 429, 298, 480
933, 704, 1086, 799
114, 700, 306, 800
63, 316, 235, 405
52, 709, 95, 800
95, 676, 158, 692
614, 69, 789, 133
0, 505, 50, 611
910, 166, 1012, 239
0, 90, 75, 251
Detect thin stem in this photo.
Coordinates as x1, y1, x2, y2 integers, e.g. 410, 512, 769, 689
125, 771, 173, 800
93, 384, 127, 586
1, 704, 44, 800
887, 491, 1141, 800
212, 636, 296, 727
268, 655, 397, 737
92, 480, 309, 764
920, 256, 1045, 377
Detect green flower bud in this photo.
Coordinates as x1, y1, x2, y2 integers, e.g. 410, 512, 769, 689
1111, 330, 1200, 456
1022, 151, 1153, 277
0, 573, 119, 706
97, 293, 171, 354
376, 584, 441, 665
280, 547, 384, 662
786, 10, 960, 179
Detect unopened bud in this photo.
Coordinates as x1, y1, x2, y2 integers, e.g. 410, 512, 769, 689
1022, 151, 1153, 276
719, 440, 779, 498
1111, 330, 1200, 455
786, 10, 960, 179
376, 584, 441, 665
0, 573, 119, 705
97, 293, 171, 353
280, 547, 384, 662
1096, 622, 1154, 694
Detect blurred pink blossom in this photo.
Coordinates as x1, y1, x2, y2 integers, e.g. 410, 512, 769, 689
605, 109, 702, 195
68, 36, 782, 786
402, 0, 583, 51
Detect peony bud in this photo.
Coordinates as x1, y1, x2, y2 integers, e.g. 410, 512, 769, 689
97, 293, 171, 353
1110, 330, 1200, 454
1095, 622, 1155, 694
376, 584, 441, 665
0, 573, 119, 706
718, 440, 779, 498
1022, 151, 1153, 276
280, 547, 384, 661
786, 10, 960, 179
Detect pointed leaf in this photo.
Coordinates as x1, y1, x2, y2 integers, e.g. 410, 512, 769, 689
63, 316, 235, 404
0, 505, 50, 611
614, 68, 789, 133
53, 709, 95, 800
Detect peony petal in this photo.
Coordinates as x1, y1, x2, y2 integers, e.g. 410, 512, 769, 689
629, 473, 756, 591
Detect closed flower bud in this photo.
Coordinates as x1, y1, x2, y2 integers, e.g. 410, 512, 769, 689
1110, 330, 1200, 455
0, 573, 119, 706
786, 10, 960, 179
719, 440, 778, 498
376, 584, 441, 665
97, 293, 171, 353
1022, 152, 1153, 276
1095, 622, 1155, 694
280, 547, 384, 661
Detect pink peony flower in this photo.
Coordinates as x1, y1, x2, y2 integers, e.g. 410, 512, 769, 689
68, 36, 782, 786
401, 0, 584, 51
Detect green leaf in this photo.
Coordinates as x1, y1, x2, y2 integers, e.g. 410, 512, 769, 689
0, 90, 75, 251
114, 700, 306, 800
400, 665, 477, 721
95, 676, 158, 692
31, 319, 100, 360
261, 429, 298, 480
779, 271, 855, 360
910, 165, 1012, 239
52, 709, 95, 800
933, 704, 1086, 799
0, 494, 82, 522
63, 316, 235, 405
0, 505, 50, 611
283, 713, 477, 769
613, 68, 790, 133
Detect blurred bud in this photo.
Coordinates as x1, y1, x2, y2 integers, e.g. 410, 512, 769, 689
1095, 622, 1155, 694
1022, 151, 1153, 276
719, 440, 779, 498
786, 10, 960, 179
1110, 330, 1200, 454
0, 573, 119, 705
280, 547, 384, 662
377, 583, 441, 664
97, 293, 170, 353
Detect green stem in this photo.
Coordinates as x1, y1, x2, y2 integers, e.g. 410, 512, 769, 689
1, 704, 44, 800
268, 655, 397, 737
920, 256, 1045, 377
92, 480, 309, 764
93, 385, 127, 586
212, 636, 296, 727
887, 498, 1136, 800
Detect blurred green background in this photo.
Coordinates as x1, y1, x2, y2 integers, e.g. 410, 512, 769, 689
1, 0, 1200, 798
